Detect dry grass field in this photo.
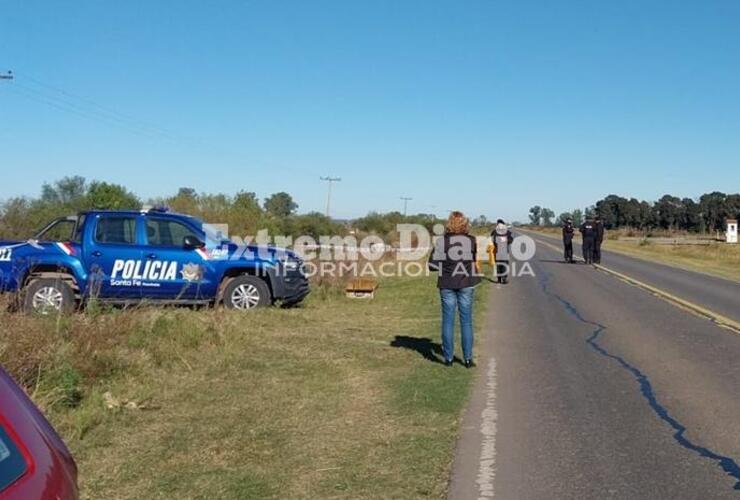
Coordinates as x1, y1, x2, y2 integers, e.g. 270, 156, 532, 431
0, 269, 490, 499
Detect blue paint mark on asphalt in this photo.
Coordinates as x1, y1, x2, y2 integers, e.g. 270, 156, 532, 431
537, 270, 740, 491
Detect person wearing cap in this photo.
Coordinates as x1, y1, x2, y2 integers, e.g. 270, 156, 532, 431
562, 217, 575, 263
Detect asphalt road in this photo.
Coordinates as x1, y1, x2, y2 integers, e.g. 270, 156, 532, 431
448, 236, 740, 499
525, 230, 740, 323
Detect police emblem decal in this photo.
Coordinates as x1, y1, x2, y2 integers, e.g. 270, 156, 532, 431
181, 263, 204, 282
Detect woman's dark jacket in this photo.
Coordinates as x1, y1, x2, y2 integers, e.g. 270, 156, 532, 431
428, 233, 482, 289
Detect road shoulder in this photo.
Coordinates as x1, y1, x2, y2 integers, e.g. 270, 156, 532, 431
446, 282, 501, 499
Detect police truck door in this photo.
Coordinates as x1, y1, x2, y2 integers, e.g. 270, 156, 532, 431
141, 217, 214, 300
84, 214, 143, 299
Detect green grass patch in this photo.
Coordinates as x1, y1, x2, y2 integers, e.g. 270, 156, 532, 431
0, 272, 489, 499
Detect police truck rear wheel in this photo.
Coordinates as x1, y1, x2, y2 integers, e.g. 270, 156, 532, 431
224, 276, 271, 310
23, 278, 75, 315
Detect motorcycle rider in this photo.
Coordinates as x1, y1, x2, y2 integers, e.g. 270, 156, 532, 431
562, 217, 575, 263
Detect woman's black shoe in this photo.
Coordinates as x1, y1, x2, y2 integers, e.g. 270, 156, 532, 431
444, 359, 454, 367
464, 359, 476, 368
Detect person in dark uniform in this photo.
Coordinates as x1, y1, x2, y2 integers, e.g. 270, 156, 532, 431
562, 217, 575, 263
593, 216, 605, 264
492, 219, 514, 283
580, 216, 597, 264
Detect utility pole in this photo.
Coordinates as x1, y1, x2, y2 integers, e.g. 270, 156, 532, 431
400, 196, 413, 216
320, 176, 341, 218
0, 71, 12, 80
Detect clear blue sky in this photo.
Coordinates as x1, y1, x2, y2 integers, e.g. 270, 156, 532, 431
1, 0, 738, 221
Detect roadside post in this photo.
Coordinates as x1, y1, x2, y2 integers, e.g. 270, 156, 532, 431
727, 219, 738, 244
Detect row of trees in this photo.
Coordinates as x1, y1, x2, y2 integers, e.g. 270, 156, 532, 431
0, 177, 344, 239
528, 192, 740, 232
353, 211, 440, 235
0, 176, 351, 240
0, 176, 450, 241
593, 193, 740, 232
528, 206, 558, 226
150, 186, 337, 238
0, 177, 140, 239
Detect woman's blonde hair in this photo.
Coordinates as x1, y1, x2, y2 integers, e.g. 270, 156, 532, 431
446, 211, 470, 235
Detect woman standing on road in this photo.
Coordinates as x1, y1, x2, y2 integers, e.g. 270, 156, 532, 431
428, 211, 481, 368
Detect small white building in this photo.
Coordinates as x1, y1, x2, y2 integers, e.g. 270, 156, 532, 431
727, 219, 738, 244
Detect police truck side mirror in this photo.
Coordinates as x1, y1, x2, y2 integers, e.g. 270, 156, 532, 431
183, 235, 205, 250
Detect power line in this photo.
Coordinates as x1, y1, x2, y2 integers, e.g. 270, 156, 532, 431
7, 83, 173, 140
9, 74, 187, 141
2, 70, 430, 215
320, 176, 342, 218
1, 69, 323, 180
14, 70, 170, 133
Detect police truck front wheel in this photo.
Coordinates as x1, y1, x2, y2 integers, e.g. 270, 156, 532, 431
23, 278, 76, 315
224, 276, 271, 310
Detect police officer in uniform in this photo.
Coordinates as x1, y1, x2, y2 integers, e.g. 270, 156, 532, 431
580, 215, 597, 264
593, 215, 605, 264
562, 217, 575, 263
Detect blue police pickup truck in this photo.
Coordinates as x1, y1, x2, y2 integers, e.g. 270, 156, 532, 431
0, 208, 309, 314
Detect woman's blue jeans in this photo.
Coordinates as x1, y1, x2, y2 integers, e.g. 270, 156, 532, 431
440, 287, 475, 362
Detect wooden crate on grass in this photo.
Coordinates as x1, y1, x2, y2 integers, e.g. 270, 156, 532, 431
346, 278, 378, 299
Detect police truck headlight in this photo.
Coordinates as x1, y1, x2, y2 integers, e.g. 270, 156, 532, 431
281, 257, 301, 271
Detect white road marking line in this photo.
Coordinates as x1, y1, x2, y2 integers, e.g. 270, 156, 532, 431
476, 357, 498, 499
